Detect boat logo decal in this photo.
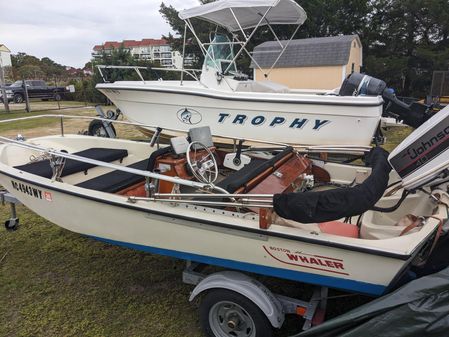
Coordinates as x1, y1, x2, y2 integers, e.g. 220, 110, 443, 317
11, 180, 45, 200
263, 245, 349, 275
44, 191, 53, 202
177, 108, 202, 125
217, 113, 330, 130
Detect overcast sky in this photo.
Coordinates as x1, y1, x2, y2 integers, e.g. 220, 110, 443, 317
0, 0, 198, 68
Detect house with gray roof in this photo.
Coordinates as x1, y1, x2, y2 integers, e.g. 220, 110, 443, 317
251, 35, 362, 90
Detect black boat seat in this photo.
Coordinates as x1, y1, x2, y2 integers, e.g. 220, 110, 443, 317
14, 148, 128, 179
217, 147, 293, 193
76, 159, 149, 193
75, 146, 173, 193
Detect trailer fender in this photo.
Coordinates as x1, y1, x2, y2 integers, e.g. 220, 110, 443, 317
189, 270, 284, 328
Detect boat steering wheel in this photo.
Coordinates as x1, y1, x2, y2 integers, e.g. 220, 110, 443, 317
186, 141, 218, 184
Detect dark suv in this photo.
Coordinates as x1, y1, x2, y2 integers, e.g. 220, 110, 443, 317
8, 80, 67, 103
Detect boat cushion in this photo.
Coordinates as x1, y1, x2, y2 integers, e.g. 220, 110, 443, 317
318, 221, 359, 238
15, 148, 128, 179
76, 159, 149, 193
217, 147, 293, 193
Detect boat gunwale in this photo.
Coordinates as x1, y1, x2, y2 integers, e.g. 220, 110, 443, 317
96, 84, 385, 108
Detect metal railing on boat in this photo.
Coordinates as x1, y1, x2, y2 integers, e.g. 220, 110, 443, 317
96, 65, 203, 84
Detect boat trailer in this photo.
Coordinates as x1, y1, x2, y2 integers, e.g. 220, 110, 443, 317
183, 261, 329, 333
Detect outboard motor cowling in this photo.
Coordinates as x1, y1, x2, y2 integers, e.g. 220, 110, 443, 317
339, 73, 386, 96
340, 72, 434, 128
389, 105, 449, 190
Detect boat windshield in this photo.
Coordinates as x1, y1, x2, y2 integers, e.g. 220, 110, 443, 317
205, 34, 237, 74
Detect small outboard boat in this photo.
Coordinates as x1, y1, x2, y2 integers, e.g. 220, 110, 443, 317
0, 106, 447, 336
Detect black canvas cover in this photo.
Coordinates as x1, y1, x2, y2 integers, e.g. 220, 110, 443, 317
273, 147, 391, 223
294, 266, 449, 337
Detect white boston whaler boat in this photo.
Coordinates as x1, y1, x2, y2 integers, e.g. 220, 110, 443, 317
0, 107, 448, 336
96, 0, 386, 146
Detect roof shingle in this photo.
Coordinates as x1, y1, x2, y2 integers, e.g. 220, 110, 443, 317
251, 35, 360, 68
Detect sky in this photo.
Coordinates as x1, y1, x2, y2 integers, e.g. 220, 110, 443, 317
0, 0, 198, 68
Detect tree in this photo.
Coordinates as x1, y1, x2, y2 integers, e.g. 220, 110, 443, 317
11, 53, 71, 82
364, 0, 449, 96
17, 65, 45, 79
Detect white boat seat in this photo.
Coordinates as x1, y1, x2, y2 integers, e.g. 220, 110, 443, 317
235, 80, 290, 93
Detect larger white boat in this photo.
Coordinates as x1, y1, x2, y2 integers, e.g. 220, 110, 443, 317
96, 0, 385, 147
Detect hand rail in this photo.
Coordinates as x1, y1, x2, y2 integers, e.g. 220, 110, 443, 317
95, 65, 202, 83
0, 135, 209, 190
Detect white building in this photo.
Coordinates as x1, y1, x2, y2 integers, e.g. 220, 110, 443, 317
92, 38, 194, 68
0, 44, 12, 68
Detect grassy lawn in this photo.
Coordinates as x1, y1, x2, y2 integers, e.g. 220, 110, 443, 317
0, 100, 91, 114
0, 101, 97, 136
0, 110, 411, 337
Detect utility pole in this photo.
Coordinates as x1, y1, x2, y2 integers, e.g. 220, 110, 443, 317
0, 58, 10, 112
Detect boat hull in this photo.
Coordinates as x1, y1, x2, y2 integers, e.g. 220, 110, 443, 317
97, 84, 383, 146
0, 170, 413, 296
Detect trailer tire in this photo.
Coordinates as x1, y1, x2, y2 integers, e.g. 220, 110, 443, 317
88, 120, 116, 137
199, 289, 273, 337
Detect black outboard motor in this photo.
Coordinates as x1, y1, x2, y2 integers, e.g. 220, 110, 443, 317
339, 72, 387, 96
339, 73, 434, 128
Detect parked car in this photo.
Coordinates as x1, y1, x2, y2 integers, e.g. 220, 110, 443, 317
7, 80, 67, 103
0, 85, 13, 103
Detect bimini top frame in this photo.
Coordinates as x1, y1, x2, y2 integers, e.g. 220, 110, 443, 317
178, 0, 307, 80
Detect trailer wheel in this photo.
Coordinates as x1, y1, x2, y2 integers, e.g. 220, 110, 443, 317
88, 120, 116, 137
4, 218, 19, 231
199, 289, 273, 337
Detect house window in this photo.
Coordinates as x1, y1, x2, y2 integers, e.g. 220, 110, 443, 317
351, 63, 355, 73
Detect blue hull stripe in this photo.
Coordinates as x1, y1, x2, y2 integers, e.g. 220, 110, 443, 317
91, 235, 387, 296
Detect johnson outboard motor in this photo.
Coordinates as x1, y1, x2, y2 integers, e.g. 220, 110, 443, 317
340, 73, 434, 128
389, 105, 449, 190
